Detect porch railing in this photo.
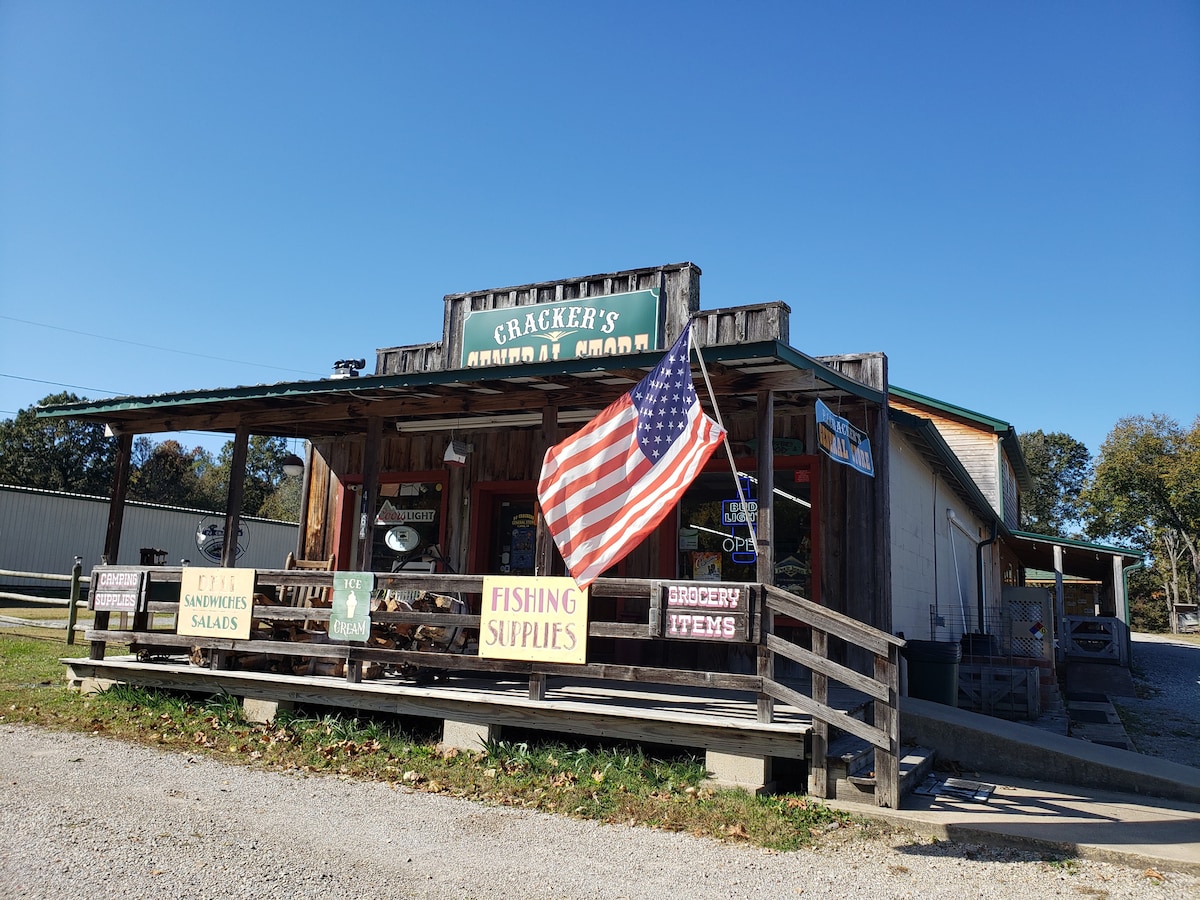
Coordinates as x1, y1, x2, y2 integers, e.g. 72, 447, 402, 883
81, 566, 905, 807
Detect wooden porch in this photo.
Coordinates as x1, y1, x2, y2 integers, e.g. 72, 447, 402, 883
71, 565, 905, 805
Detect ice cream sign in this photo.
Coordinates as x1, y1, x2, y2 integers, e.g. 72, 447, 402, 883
330, 572, 374, 642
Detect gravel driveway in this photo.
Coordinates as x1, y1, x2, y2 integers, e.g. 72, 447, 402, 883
1114, 632, 1200, 769
2, 633, 1198, 898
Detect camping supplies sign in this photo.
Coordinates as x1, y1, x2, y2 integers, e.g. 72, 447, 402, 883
330, 572, 374, 642
177, 568, 255, 639
657, 581, 754, 642
479, 576, 587, 664
90, 568, 145, 612
815, 399, 875, 477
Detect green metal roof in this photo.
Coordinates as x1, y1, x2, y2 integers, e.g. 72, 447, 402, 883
37, 339, 884, 440
889, 384, 1033, 492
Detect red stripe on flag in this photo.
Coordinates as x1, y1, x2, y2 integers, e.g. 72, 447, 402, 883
538, 391, 724, 588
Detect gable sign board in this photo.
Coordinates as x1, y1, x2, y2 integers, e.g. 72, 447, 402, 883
815, 399, 875, 477
460, 288, 660, 368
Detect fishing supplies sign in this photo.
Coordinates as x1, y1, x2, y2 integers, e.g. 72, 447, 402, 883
176, 568, 255, 639
815, 399, 875, 477
460, 288, 660, 368
330, 571, 374, 642
651, 581, 755, 643
89, 568, 146, 613
478, 576, 588, 664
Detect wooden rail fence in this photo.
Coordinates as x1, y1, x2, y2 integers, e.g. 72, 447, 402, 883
0, 562, 86, 644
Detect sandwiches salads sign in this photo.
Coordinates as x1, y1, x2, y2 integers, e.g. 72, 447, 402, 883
460, 288, 660, 368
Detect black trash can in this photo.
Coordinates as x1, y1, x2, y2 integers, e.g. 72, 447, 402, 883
903, 640, 962, 707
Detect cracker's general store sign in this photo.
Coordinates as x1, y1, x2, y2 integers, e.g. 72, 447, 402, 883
330, 572, 374, 642
815, 399, 875, 477
656, 581, 754, 642
478, 576, 588, 664
90, 568, 145, 612
460, 288, 660, 368
176, 567, 255, 639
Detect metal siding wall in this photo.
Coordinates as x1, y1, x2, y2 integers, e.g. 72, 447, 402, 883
0, 487, 298, 585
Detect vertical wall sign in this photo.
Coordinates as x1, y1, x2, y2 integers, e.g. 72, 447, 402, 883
176, 568, 255, 639
330, 571, 374, 642
479, 576, 588, 664
460, 288, 661, 368
815, 399, 875, 477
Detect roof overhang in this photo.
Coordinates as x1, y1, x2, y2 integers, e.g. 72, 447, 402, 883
1008, 530, 1144, 581
37, 340, 885, 441
890, 408, 1003, 529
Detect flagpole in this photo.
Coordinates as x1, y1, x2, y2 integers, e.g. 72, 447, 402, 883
687, 323, 761, 557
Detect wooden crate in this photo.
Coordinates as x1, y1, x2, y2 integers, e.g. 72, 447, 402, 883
958, 663, 1041, 720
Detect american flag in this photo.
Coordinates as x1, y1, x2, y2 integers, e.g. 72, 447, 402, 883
537, 323, 725, 588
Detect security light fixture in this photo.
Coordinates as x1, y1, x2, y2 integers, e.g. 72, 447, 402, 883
331, 358, 366, 379
443, 440, 473, 466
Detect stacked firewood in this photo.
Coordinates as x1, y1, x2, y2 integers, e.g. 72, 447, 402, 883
187, 590, 470, 682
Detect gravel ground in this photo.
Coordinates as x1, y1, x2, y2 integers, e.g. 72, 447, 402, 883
2, 633, 1198, 899
1113, 632, 1200, 769
3, 725, 1196, 899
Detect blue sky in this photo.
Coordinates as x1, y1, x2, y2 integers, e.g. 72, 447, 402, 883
1, 2, 1197, 459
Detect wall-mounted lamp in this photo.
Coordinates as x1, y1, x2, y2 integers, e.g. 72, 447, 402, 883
443, 440, 473, 466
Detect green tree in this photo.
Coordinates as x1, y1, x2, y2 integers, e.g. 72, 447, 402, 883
257, 473, 302, 522
129, 438, 213, 508
1083, 414, 1200, 628
0, 393, 115, 494
197, 434, 291, 517
1018, 430, 1091, 536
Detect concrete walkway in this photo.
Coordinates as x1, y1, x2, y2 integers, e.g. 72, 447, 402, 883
828, 772, 1200, 875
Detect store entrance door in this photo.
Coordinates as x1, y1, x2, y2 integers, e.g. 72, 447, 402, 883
469, 484, 539, 577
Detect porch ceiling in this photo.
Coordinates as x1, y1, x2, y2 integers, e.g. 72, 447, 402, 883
37, 340, 884, 441
1009, 531, 1143, 582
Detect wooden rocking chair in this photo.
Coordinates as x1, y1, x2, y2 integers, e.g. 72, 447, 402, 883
280, 552, 333, 630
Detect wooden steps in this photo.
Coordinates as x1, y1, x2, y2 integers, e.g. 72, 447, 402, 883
826, 733, 935, 802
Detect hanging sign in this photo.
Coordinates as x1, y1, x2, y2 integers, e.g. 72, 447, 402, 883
330, 572, 374, 642
176, 568, 255, 639
90, 568, 146, 613
654, 581, 754, 643
460, 288, 660, 368
815, 399, 874, 477
479, 576, 588, 664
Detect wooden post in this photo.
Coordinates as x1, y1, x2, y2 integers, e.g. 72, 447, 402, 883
356, 417, 383, 573
92, 432, 133, 660
875, 647, 901, 809
221, 427, 250, 568
808, 628, 829, 798
66, 557, 82, 646
756, 390, 775, 723
531, 405, 557, 701
535, 405, 558, 577
294, 444, 311, 560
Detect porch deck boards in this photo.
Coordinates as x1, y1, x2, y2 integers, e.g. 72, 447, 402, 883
62, 655, 870, 762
